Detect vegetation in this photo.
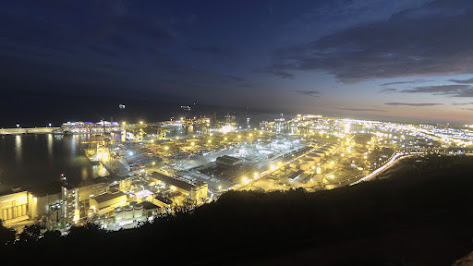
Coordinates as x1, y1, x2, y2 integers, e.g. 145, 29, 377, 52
1, 155, 473, 265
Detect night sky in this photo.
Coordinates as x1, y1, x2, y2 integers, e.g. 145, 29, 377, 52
2, 0, 473, 126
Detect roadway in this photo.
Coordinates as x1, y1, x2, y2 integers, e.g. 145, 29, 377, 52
350, 152, 408, 186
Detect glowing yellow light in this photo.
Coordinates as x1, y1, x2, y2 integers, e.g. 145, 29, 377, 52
139, 121, 144, 125
242, 177, 249, 184
164, 146, 169, 150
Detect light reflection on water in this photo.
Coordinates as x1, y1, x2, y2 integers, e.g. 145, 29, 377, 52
0, 133, 111, 190
47, 133, 53, 156
15, 135, 22, 162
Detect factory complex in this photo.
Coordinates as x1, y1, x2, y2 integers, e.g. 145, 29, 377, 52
2, 113, 472, 234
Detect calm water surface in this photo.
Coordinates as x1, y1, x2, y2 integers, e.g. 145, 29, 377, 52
0, 134, 108, 192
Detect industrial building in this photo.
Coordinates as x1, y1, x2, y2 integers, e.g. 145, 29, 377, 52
89, 191, 127, 216
0, 191, 31, 227
216, 155, 243, 168
149, 172, 208, 205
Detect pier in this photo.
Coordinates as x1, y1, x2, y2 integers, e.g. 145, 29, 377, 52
0, 127, 59, 135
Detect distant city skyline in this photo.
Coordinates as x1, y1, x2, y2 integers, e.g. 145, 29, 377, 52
2, 0, 473, 123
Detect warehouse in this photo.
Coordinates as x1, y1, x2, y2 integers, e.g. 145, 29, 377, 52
215, 155, 243, 168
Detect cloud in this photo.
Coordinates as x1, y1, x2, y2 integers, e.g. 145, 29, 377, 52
452, 102, 473, 105
401, 85, 469, 94
449, 77, 473, 84
400, 85, 473, 97
262, 65, 295, 79
379, 88, 397, 93
380, 79, 431, 86
268, 0, 473, 83
385, 102, 442, 106
336, 107, 386, 112
293, 90, 320, 97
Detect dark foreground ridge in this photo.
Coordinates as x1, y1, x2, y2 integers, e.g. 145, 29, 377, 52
1, 155, 473, 265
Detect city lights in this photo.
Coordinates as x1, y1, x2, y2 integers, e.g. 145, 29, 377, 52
1, 111, 472, 240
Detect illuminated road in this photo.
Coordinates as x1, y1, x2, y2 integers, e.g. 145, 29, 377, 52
350, 152, 408, 186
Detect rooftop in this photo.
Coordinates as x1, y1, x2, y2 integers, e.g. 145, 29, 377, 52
151, 172, 194, 191
92, 191, 126, 203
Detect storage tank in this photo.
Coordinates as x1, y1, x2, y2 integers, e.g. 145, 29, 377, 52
325, 145, 336, 153
114, 207, 123, 222
124, 205, 134, 219
318, 148, 330, 156
306, 152, 320, 158
299, 163, 310, 171
133, 203, 143, 218
298, 157, 313, 168
312, 155, 322, 163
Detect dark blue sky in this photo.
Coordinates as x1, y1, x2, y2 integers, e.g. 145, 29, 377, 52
2, 0, 473, 124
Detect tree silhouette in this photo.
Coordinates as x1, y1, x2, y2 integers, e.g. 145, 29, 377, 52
0, 220, 15, 246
